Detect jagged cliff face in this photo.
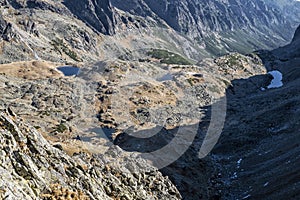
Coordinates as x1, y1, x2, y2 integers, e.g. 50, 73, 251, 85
0, 10, 14, 41
112, 0, 289, 37
0, 0, 205, 64
264, 0, 300, 26
0, 0, 299, 64
292, 25, 300, 42
63, 0, 116, 35
110, 0, 299, 54
6, 0, 297, 40
267, 25, 300, 82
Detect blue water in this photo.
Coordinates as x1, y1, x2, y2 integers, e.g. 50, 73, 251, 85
157, 73, 173, 81
75, 127, 116, 142
57, 66, 80, 76
267, 70, 283, 89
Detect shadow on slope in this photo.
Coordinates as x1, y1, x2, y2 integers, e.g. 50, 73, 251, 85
114, 72, 299, 199
113, 71, 278, 199
113, 25, 300, 199
212, 25, 300, 199
212, 66, 300, 200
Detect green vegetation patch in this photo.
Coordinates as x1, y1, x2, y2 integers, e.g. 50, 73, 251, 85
51, 38, 81, 61
54, 123, 68, 133
226, 54, 243, 66
222, 53, 247, 70
147, 49, 192, 65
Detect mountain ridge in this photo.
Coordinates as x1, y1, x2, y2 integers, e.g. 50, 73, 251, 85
1, 0, 300, 64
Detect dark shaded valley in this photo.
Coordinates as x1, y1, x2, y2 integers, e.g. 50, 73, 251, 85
114, 26, 300, 199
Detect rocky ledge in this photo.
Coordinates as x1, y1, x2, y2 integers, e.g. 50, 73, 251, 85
0, 109, 181, 199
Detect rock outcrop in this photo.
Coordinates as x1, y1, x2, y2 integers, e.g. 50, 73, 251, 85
63, 0, 116, 35
0, 13, 15, 41
0, 109, 181, 199
292, 25, 300, 43
0, 13, 6, 37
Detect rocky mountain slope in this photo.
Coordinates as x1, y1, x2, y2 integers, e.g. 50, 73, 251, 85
0, 0, 300, 199
1, 30, 289, 199
0, 109, 181, 199
210, 25, 300, 199
264, 0, 300, 25
112, 24, 300, 200
0, 0, 300, 64
0, 49, 267, 200
111, 0, 295, 41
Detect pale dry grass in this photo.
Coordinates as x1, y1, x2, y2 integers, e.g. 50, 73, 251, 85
41, 184, 89, 200
0, 60, 64, 79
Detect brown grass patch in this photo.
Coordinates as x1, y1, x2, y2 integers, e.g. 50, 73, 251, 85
0, 60, 64, 79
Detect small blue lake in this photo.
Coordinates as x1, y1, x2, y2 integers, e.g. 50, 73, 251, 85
57, 66, 80, 76
75, 127, 116, 142
157, 73, 173, 82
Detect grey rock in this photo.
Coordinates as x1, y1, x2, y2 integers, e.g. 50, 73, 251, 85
0, 110, 181, 199
63, 0, 116, 35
